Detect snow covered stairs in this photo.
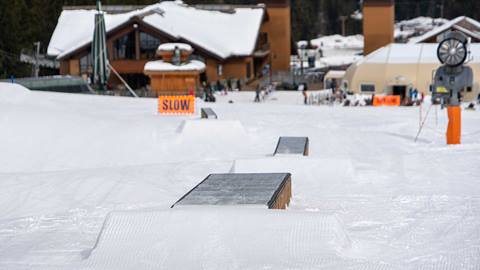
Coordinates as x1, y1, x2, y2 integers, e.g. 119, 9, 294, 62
200, 107, 218, 119
172, 173, 292, 209
274, 136, 309, 156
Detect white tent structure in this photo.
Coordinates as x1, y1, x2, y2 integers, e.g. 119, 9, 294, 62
343, 43, 480, 101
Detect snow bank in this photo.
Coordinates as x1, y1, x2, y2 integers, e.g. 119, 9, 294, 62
0, 82, 30, 104
144, 60, 205, 72
80, 208, 350, 269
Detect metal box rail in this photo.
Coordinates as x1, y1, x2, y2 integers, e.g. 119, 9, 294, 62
172, 173, 292, 209
274, 136, 309, 156
201, 107, 218, 119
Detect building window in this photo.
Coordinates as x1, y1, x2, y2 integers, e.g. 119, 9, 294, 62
217, 64, 223, 76
246, 62, 251, 79
113, 32, 136, 60
360, 84, 375, 92
140, 32, 161, 59
189, 54, 205, 63
80, 52, 92, 74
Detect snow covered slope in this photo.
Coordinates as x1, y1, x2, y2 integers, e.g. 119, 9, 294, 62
0, 89, 480, 269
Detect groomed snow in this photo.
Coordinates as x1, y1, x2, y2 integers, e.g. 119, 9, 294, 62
0, 82, 30, 104
144, 60, 205, 72
0, 90, 480, 269
82, 208, 350, 269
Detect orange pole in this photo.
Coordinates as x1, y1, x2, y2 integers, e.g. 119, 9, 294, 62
446, 106, 461, 145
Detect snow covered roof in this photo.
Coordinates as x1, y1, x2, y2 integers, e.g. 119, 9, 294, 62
324, 70, 346, 80
144, 60, 205, 72
409, 16, 480, 44
157, 43, 192, 52
48, 1, 265, 60
395, 17, 449, 41
361, 43, 480, 64
310, 35, 364, 51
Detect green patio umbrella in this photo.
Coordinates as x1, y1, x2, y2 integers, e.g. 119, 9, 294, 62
92, 0, 109, 91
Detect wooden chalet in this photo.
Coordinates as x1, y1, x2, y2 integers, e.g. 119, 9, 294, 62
47, 0, 291, 92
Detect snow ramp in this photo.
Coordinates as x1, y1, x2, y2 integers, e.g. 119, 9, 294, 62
79, 208, 351, 269
178, 119, 247, 139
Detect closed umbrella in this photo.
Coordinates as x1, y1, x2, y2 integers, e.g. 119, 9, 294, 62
92, 0, 109, 91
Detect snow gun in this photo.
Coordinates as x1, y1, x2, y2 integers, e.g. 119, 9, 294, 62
432, 31, 473, 145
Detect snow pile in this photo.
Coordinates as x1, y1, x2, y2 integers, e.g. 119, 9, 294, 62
144, 60, 205, 72
48, 2, 264, 59
157, 43, 192, 52
0, 82, 30, 105
80, 208, 350, 269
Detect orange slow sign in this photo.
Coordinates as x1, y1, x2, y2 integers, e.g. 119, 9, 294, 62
158, 95, 195, 114
373, 95, 401, 107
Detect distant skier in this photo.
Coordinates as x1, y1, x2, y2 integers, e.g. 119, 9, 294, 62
412, 88, 419, 101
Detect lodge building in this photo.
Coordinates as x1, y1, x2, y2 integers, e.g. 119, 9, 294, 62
47, 0, 291, 91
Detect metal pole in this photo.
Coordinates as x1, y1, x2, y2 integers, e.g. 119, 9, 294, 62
33, 41, 41, 78
339, 16, 348, 36
440, 1, 444, 18
108, 63, 139, 98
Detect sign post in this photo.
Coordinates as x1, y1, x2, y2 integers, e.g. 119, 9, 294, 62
373, 95, 401, 106
158, 95, 195, 115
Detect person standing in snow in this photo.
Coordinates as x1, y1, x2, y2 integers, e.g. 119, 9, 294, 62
330, 79, 337, 93
255, 85, 261, 103
302, 88, 308, 105
227, 79, 232, 92
413, 88, 419, 101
